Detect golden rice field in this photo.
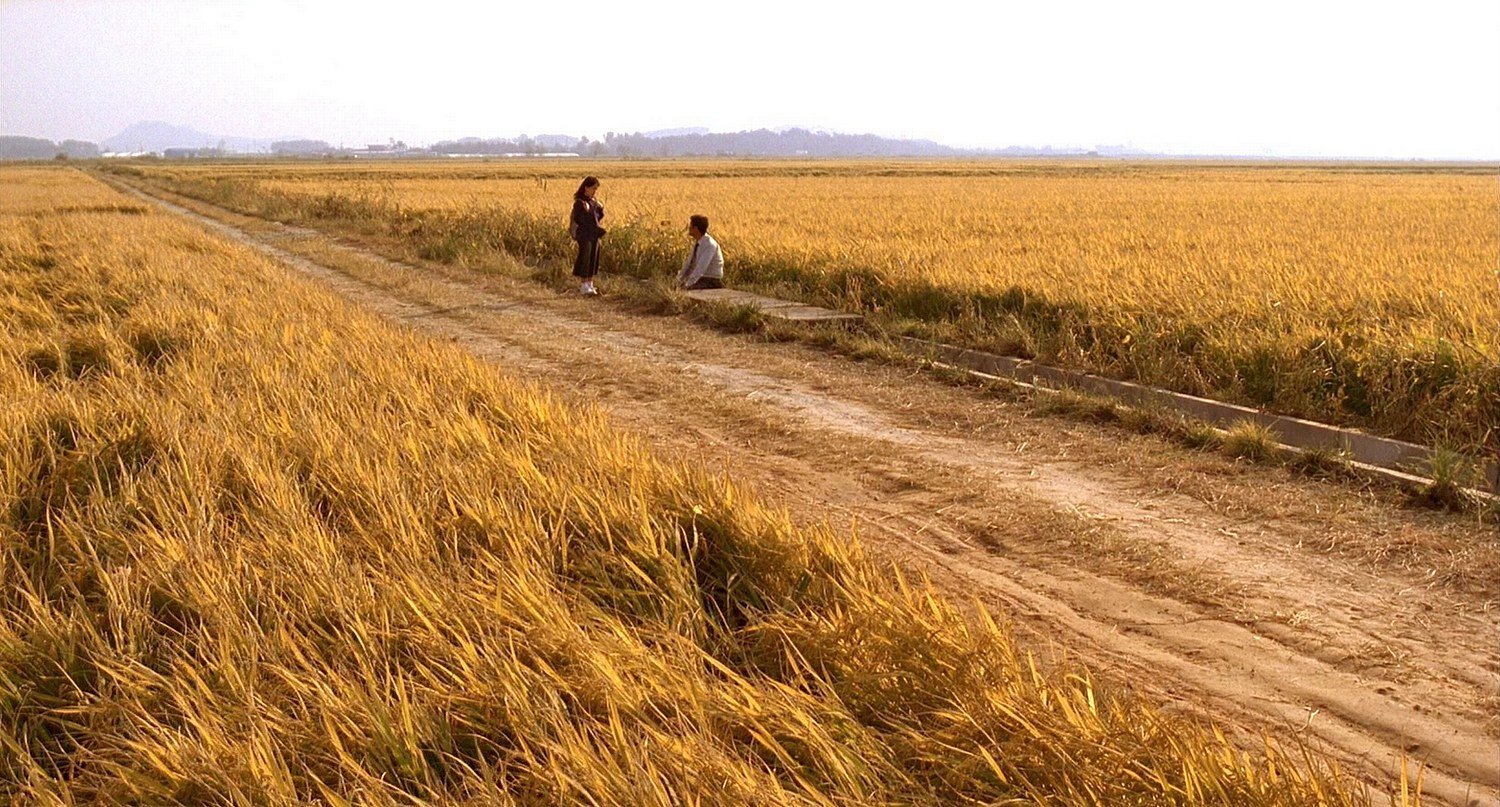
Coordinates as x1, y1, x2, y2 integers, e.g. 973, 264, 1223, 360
114, 159, 1499, 453
3, 165, 1399, 802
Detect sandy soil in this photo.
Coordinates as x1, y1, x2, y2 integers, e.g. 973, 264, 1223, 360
106, 172, 1500, 806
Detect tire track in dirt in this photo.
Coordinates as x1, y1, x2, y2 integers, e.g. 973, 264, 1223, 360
108, 174, 1500, 806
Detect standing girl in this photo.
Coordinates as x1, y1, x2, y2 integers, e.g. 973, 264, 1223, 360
571, 176, 605, 296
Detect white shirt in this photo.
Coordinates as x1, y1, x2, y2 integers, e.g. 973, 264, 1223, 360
679, 233, 724, 286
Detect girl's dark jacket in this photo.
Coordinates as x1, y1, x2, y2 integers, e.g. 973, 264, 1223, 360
572, 197, 606, 241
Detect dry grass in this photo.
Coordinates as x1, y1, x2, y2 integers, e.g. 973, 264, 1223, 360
1223, 421, 1285, 463
106, 159, 1500, 453
0, 169, 1402, 803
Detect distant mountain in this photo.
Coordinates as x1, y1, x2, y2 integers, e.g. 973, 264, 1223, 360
102, 121, 275, 154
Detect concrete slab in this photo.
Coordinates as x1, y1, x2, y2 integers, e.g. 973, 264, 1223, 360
766, 306, 864, 322
682, 288, 861, 323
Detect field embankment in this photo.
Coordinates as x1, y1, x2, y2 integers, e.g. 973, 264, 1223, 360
102, 159, 1500, 458
0, 169, 1393, 801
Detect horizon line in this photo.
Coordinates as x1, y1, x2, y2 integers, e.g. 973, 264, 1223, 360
9, 123, 1499, 163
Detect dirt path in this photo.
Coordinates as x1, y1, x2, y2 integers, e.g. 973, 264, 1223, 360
106, 174, 1500, 806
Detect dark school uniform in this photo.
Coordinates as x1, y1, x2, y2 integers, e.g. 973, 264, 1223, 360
572, 197, 605, 278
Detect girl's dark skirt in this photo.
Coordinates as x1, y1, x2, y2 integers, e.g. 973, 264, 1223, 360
572, 239, 601, 278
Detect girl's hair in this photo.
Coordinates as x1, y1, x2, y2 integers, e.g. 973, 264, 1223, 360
574, 176, 600, 200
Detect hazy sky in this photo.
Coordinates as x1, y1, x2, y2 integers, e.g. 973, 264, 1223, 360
4, 0, 1498, 158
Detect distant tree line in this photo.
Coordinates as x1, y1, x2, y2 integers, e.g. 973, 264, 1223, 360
272, 139, 336, 155
428, 134, 601, 156
428, 128, 965, 158
0, 127, 1103, 161
271, 138, 412, 155
0, 136, 101, 160
602, 129, 959, 157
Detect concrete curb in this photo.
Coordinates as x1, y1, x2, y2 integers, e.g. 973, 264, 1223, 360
894, 336, 1499, 497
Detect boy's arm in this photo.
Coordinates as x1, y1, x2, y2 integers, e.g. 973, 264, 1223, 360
684, 247, 705, 286
708, 241, 724, 277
